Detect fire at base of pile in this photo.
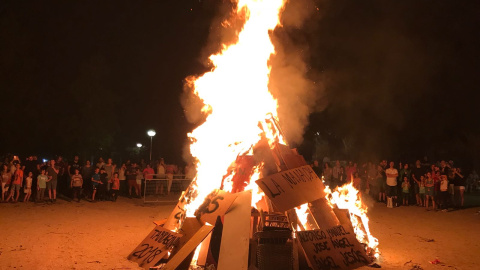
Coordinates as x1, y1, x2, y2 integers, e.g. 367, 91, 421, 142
128, 142, 379, 270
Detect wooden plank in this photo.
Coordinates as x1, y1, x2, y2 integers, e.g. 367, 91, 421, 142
217, 190, 252, 270
309, 198, 340, 229
256, 165, 326, 211
195, 189, 238, 225
127, 226, 182, 269
296, 225, 369, 270
196, 231, 212, 266
161, 224, 214, 270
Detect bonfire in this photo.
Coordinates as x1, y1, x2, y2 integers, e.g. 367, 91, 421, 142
128, 1, 379, 269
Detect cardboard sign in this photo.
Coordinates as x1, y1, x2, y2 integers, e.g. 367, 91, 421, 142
194, 189, 238, 225
162, 224, 214, 270
256, 165, 325, 211
296, 225, 369, 270
128, 225, 183, 269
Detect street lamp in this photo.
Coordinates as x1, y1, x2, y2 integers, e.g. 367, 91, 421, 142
136, 143, 142, 148
147, 129, 156, 161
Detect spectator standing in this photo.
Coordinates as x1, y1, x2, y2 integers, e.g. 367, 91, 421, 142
385, 161, 399, 207
1, 164, 11, 201
91, 167, 101, 201
401, 176, 410, 206
345, 161, 357, 182
96, 157, 105, 170
439, 175, 449, 210
411, 160, 425, 207
377, 165, 386, 203
36, 169, 48, 203
56, 156, 68, 197
104, 158, 115, 191
398, 163, 411, 204
6, 163, 23, 202
68, 155, 82, 181
46, 160, 59, 203
70, 169, 83, 202
323, 163, 333, 186
165, 162, 177, 195
425, 172, 435, 210
118, 163, 127, 196
143, 164, 154, 196
419, 176, 426, 206
81, 160, 93, 196
109, 172, 120, 201
332, 161, 341, 187
312, 160, 323, 178
98, 168, 108, 201
126, 163, 140, 198
23, 172, 33, 202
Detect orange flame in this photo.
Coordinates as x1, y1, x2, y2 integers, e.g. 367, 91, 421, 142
326, 183, 380, 258
184, 0, 287, 216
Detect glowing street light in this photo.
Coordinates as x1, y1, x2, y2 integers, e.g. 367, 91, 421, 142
147, 129, 156, 161
136, 143, 142, 148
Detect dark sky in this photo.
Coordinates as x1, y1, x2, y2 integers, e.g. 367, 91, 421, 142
1, 0, 479, 166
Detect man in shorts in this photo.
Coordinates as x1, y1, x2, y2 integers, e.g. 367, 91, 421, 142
46, 160, 59, 203
385, 161, 399, 207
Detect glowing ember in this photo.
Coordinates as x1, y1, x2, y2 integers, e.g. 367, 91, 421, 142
184, 0, 287, 216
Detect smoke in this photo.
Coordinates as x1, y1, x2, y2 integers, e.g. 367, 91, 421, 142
269, 0, 327, 145
181, 0, 326, 150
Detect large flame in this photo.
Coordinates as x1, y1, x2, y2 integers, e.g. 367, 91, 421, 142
185, 0, 287, 216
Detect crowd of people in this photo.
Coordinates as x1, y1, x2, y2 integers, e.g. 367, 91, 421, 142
311, 159, 479, 210
0, 155, 195, 204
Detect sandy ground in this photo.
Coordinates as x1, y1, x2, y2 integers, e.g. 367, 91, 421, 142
1, 194, 479, 270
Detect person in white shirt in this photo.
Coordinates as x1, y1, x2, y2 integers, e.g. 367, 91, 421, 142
385, 161, 399, 207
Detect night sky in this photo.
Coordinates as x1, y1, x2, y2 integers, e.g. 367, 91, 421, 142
1, 0, 479, 166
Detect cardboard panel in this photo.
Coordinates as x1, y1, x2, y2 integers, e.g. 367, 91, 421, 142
195, 189, 238, 225
128, 226, 182, 269
296, 225, 369, 270
256, 165, 326, 211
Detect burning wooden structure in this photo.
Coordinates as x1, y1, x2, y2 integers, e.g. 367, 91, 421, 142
128, 136, 378, 270
128, 0, 378, 269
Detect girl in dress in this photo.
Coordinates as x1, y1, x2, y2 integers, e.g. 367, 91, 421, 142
425, 172, 435, 210
419, 176, 426, 206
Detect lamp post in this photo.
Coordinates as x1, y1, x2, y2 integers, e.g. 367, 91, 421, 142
136, 143, 142, 148
147, 129, 156, 161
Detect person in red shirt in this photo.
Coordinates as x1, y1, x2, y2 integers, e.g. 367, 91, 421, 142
6, 164, 23, 203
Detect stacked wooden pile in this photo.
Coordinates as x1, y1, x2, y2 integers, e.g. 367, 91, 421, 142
128, 142, 371, 270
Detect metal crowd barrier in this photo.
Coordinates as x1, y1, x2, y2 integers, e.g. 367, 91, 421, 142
143, 174, 192, 203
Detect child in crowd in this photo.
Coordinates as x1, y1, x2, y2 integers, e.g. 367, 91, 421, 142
439, 175, 449, 210
425, 172, 435, 210
70, 169, 83, 202
98, 168, 108, 201
419, 176, 426, 206
402, 176, 410, 206
109, 172, 120, 202
36, 169, 48, 203
91, 168, 101, 202
23, 172, 33, 202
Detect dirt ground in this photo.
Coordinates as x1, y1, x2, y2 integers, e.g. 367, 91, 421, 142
1, 194, 479, 270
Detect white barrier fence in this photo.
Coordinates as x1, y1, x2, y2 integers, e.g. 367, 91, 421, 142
143, 174, 192, 203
